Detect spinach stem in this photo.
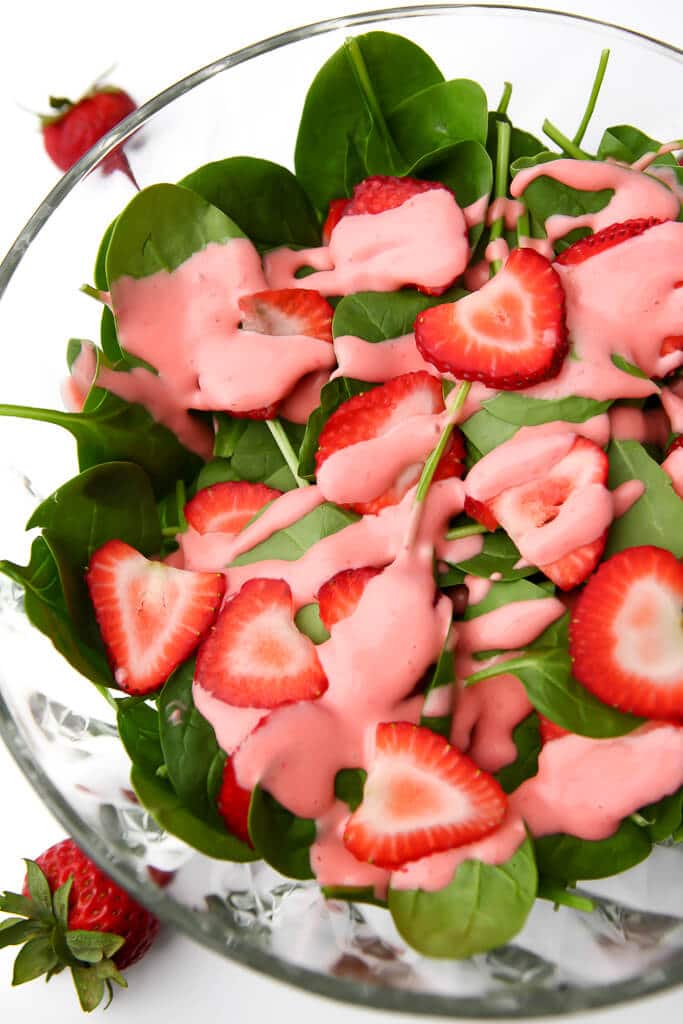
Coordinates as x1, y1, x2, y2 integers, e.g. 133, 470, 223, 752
573, 49, 610, 146
265, 419, 309, 488
344, 37, 398, 160
80, 283, 109, 304
161, 526, 179, 537
489, 119, 512, 275
516, 206, 530, 244
94, 684, 119, 712
537, 879, 595, 913
0, 403, 74, 429
446, 522, 488, 541
542, 119, 589, 160
496, 81, 512, 115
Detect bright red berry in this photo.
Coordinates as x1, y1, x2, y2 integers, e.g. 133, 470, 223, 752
41, 87, 138, 185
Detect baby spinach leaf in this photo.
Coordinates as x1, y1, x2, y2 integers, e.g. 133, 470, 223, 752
26, 462, 161, 567
94, 219, 117, 291
213, 416, 248, 459
388, 79, 488, 171
487, 113, 544, 169
158, 659, 226, 826
225, 419, 306, 492
321, 885, 387, 908
106, 183, 245, 284
641, 786, 683, 844
294, 603, 330, 644
419, 141, 492, 236
332, 288, 465, 343
180, 157, 320, 250
0, 536, 112, 687
512, 174, 613, 236
495, 714, 541, 794
610, 354, 650, 380
117, 700, 164, 776
483, 392, 611, 426
298, 377, 372, 479
536, 879, 594, 913
295, 31, 443, 213
597, 125, 679, 166
460, 408, 518, 456
467, 648, 643, 738
230, 502, 357, 566
0, 353, 203, 499
453, 532, 536, 581
606, 440, 683, 557
535, 820, 651, 881
420, 645, 455, 739
388, 836, 537, 958
130, 765, 256, 861
248, 784, 315, 879
334, 768, 367, 812
464, 578, 551, 619
194, 458, 239, 490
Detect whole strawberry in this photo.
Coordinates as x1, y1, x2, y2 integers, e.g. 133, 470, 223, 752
41, 87, 138, 186
0, 838, 159, 1011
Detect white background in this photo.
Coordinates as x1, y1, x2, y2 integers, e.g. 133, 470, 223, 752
0, 1, 681, 1021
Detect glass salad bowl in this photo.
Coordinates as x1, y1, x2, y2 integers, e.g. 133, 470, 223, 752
0, 4, 682, 1017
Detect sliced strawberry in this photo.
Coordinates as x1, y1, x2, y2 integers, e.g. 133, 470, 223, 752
484, 437, 609, 590
195, 578, 328, 708
322, 198, 348, 244
317, 567, 382, 630
343, 722, 507, 869
464, 495, 499, 532
555, 217, 663, 266
217, 756, 253, 847
237, 401, 282, 421
666, 434, 683, 456
343, 175, 449, 217
239, 288, 334, 344
570, 546, 683, 719
185, 481, 281, 535
86, 540, 225, 695
661, 336, 683, 357
415, 248, 568, 390
538, 715, 570, 743
315, 371, 465, 515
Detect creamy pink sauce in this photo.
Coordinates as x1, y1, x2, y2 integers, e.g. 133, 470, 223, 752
279, 370, 331, 424
487, 197, 525, 229
662, 447, 683, 499
645, 163, 683, 203
611, 479, 646, 518
463, 194, 490, 228
609, 406, 670, 446
332, 333, 440, 382
464, 259, 491, 292
62, 342, 97, 412
264, 191, 469, 295
631, 142, 683, 173
662, 382, 683, 433
511, 723, 683, 840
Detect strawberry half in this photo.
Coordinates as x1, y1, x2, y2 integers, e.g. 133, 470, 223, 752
554, 217, 663, 266
217, 756, 253, 847
473, 437, 609, 591
343, 722, 507, 869
185, 481, 281, 535
317, 567, 382, 630
415, 248, 568, 390
86, 540, 225, 694
194, 578, 328, 708
239, 288, 334, 343
315, 371, 466, 516
569, 546, 683, 719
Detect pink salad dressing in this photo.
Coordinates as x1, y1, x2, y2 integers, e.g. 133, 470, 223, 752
662, 381, 683, 433
264, 190, 469, 295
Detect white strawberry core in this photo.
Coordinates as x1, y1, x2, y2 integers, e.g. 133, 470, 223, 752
231, 604, 313, 679
613, 576, 683, 682
360, 757, 473, 832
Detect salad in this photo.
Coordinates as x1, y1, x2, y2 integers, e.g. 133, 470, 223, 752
1, 31, 682, 961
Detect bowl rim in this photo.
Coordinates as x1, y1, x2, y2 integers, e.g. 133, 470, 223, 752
1, 4, 682, 1017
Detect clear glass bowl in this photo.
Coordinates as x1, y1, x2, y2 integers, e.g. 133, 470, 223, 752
1, 5, 682, 1017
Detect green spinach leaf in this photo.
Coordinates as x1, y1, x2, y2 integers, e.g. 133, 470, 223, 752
334, 768, 367, 812
483, 392, 611, 426
420, 644, 455, 739
230, 502, 357, 566
535, 820, 651, 881
294, 603, 330, 644
219, 418, 306, 491
464, 578, 551, 619
388, 837, 537, 958
641, 786, 683, 844
332, 288, 465, 343
388, 79, 488, 170
453, 532, 536, 581
495, 714, 541, 794
597, 125, 679, 167
606, 440, 683, 557
248, 784, 315, 879
117, 700, 163, 776
460, 408, 518, 457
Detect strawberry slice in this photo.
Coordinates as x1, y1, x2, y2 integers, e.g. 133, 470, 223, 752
464, 495, 499, 533
322, 198, 348, 244
185, 481, 281, 535
343, 722, 507, 869
554, 217, 663, 266
217, 756, 253, 847
317, 567, 382, 630
538, 715, 570, 743
415, 248, 568, 390
569, 546, 683, 719
86, 539, 225, 695
195, 578, 328, 708
315, 371, 465, 515
239, 288, 334, 343
666, 435, 683, 456
474, 437, 609, 591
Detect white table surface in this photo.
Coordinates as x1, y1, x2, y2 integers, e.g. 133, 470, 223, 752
0, 1, 681, 1020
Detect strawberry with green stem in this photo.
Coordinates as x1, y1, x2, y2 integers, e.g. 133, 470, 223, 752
0, 839, 158, 1012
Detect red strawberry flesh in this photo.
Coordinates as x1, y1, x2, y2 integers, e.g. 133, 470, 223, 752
217, 757, 254, 847
555, 217, 664, 266
185, 480, 281, 535
317, 567, 382, 630
343, 175, 450, 217
569, 546, 683, 719
239, 288, 334, 343
415, 247, 568, 390
42, 88, 137, 184
195, 577, 328, 708
343, 722, 507, 869
86, 539, 225, 694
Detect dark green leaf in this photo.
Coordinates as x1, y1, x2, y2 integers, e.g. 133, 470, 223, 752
606, 440, 683, 557
512, 172, 613, 240
298, 378, 372, 479
194, 458, 239, 490
0, 892, 50, 921
597, 125, 679, 167
295, 31, 443, 213
12, 937, 58, 985
334, 768, 367, 812
496, 714, 542, 794
321, 885, 387, 907
71, 964, 106, 1012
464, 578, 551, 619
117, 700, 164, 776
483, 392, 612, 426
180, 157, 320, 250
227, 418, 306, 491
332, 288, 465, 344
0, 920, 45, 948
387, 79, 488, 170
94, 219, 117, 291
248, 784, 315, 879
294, 603, 330, 644
420, 643, 455, 739
106, 183, 245, 284
460, 408, 518, 457
130, 766, 256, 861
536, 878, 594, 912
453, 531, 536, 581
230, 501, 357, 566
23, 862, 53, 920
419, 141, 492, 229
535, 820, 652, 881
610, 354, 650, 380
65, 931, 125, 964
51, 878, 73, 932
388, 837, 537, 958
487, 113, 544, 169
641, 786, 683, 844
213, 415, 248, 459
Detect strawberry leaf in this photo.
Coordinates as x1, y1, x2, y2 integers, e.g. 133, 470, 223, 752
12, 937, 59, 985
66, 930, 125, 964
0, 920, 45, 948
71, 964, 106, 1012
0, 891, 53, 922
23, 862, 53, 920
51, 877, 73, 931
